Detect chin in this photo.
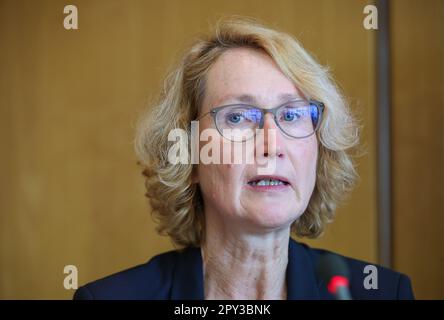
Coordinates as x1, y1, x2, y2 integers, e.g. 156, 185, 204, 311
249, 206, 300, 230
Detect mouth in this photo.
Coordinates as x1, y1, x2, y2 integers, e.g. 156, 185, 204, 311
247, 175, 290, 188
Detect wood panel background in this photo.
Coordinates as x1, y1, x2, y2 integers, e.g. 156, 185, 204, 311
0, 0, 382, 299
391, 0, 444, 300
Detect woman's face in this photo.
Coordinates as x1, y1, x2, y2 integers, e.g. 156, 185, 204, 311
196, 48, 318, 233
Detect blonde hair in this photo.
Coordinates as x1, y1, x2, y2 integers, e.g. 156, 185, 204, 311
135, 16, 360, 247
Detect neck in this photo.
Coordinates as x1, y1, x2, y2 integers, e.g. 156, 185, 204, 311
201, 214, 290, 300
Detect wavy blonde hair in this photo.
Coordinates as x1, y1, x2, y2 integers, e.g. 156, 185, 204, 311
135, 16, 360, 247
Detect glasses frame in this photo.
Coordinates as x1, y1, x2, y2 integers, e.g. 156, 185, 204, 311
196, 99, 325, 142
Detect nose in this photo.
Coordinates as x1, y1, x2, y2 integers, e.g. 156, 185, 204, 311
261, 113, 284, 158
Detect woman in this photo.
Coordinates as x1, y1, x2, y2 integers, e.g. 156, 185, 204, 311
74, 17, 414, 300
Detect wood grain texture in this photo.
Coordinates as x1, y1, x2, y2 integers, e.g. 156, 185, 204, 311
391, 0, 444, 300
0, 0, 377, 299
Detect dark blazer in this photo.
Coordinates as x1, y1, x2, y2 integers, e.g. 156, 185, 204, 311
73, 238, 414, 300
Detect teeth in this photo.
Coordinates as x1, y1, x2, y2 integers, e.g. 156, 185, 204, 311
249, 179, 286, 186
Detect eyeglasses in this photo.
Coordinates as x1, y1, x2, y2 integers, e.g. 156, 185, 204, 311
196, 99, 325, 142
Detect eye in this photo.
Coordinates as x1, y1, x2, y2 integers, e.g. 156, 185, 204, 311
283, 112, 295, 121
282, 109, 301, 122
227, 112, 244, 124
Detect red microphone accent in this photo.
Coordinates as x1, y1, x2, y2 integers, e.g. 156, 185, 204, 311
327, 275, 350, 295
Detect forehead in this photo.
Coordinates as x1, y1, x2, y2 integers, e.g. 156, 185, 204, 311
203, 48, 301, 109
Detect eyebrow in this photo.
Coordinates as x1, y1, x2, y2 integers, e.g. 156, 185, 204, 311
216, 93, 302, 106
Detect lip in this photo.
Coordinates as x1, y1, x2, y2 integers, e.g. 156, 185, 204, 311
245, 175, 291, 192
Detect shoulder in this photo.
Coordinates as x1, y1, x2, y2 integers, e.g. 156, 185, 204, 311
297, 241, 414, 300
73, 249, 183, 300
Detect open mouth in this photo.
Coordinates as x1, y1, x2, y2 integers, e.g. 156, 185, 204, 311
247, 176, 290, 187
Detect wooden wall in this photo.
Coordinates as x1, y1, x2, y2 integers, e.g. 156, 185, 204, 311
0, 0, 415, 299
391, 0, 444, 300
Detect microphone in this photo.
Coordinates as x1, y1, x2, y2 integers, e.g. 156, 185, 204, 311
316, 253, 352, 300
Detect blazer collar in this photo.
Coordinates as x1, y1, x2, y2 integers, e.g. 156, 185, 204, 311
170, 238, 322, 300
286, 238, 322, 299
171, 246, 205, 299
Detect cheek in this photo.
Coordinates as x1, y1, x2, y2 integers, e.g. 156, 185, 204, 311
290, 138, 318, 183
305, 141, 319, 196
197, 163, 240, 204
307, 140, 319, 174
198, 164, 222, 194
199, 137, 244, 190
